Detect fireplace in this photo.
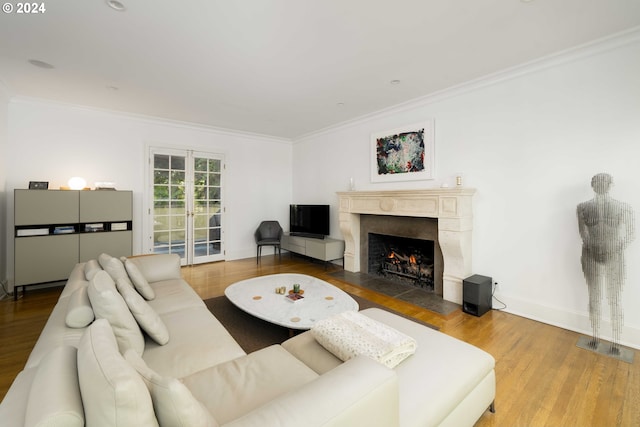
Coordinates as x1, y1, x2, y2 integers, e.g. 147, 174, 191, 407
337, 189, 475, 304
369, 233, 435, 291
360, 214, 443, 295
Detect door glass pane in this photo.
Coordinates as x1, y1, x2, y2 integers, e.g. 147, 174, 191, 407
194, 172, 207, 186
154, 155, 169, 169
154, 217, 169, 231
208, 187, 220, 200
194, 158, 208, 171
193, 156, 223, 259
170, 185, 185, 200
171, 156, 185, 170
171, 244, 185, 258
154, 186, 169, 200
209, 173, 221, 186
154, 170, 169, 185
153, 154, 187, 257
171, 171, 185, 184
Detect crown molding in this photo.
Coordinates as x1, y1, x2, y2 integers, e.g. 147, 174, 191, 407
8, 96, 293, 145
294, 26, 640, 143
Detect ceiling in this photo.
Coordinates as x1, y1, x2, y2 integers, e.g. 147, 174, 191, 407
1, 0, 639, 140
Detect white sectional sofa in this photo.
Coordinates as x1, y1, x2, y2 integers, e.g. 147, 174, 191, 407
0, 253, 495, 426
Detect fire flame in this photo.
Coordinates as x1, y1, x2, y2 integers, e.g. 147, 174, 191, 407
387, 252, 401, 264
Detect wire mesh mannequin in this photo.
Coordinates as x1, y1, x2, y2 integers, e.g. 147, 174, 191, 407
577, 173, 635, 354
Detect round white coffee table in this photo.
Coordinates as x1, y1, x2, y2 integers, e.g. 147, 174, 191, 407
224, 273, 358, 330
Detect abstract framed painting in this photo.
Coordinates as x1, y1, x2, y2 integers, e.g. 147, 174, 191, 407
370, 120, 435, 183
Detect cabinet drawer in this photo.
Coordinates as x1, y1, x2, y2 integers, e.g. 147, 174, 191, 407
305, 239, 327, 260
15, 190, 79, 226
282, 234, 306, 254
80, 231, 132, 262
287, 235, 307, 246
15, 235, 79, 285
80, 191, 132, 222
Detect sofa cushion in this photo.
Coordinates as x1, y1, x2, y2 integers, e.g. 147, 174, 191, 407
0, 368, 36, 426
147, 278, 205, 315
98, 253, 128, 281
77, 319, 158, 427
124, 349, 218, 427
281, 329, 342, 374
124, 259, 155, 300
88, 270, 145, 355
350, 308, 496, 427
65, 283, 95, 328
84, 259, 102, 281
127, 253, 182, 283
59, 263, 89, 300
24, 298, 86, 368
181, 345, 318, 424
116, 277, 169, 345
142, 306, 246, 379
25, 346, 84, 427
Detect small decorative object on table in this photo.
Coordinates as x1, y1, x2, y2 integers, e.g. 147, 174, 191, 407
286, 293, 304, 302
293, 283, 301, 293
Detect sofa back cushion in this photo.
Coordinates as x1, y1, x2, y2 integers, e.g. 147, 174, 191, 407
116, 277, 169, 345
77, 319, 158, 427
84, 259, 102, 281
88, 270, 145, 355
98, 253, 128, 281
124, 259, 156, 300
125, 349, 218, 427
128, 253, 182, 283
65, 283, 95, 328
25, 346, 84, 427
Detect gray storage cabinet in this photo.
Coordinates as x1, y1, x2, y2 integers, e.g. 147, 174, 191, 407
14, 189, 132, 298
281, 233, 345, 264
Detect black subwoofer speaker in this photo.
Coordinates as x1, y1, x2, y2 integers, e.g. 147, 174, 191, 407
463, 274, 492, 317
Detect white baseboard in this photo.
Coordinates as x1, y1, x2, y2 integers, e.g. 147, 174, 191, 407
497, 293, 640, 351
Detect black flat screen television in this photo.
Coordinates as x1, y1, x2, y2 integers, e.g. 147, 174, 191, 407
290, 204, 330, 239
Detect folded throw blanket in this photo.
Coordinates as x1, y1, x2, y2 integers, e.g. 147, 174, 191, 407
311, 311, 417, 368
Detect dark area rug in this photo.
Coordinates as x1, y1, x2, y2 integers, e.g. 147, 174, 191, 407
204, 294, 438, 354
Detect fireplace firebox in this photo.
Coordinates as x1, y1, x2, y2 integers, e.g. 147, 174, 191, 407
359, 214, 443, 296
368, 233, 435, 290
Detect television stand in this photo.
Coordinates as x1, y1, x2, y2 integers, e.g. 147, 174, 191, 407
289, 232, 325, 240
281, 233, 344, 266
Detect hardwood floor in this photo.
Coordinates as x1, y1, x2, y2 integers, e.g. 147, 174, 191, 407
2, 255, 639, 426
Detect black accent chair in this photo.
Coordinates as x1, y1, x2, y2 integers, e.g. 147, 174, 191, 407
254, 221, 283, 264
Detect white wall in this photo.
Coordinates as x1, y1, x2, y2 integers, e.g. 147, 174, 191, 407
5, 100, 293, 288
293, 33, 640, 348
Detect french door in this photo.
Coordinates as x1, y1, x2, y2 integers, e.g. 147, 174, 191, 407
149, 148, 224, 265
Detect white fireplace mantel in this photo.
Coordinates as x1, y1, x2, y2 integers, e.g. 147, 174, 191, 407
337, 188, 476, 304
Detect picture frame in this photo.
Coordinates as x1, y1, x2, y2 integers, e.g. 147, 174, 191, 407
370, 120, 435, 183
28, 181, 49, 190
